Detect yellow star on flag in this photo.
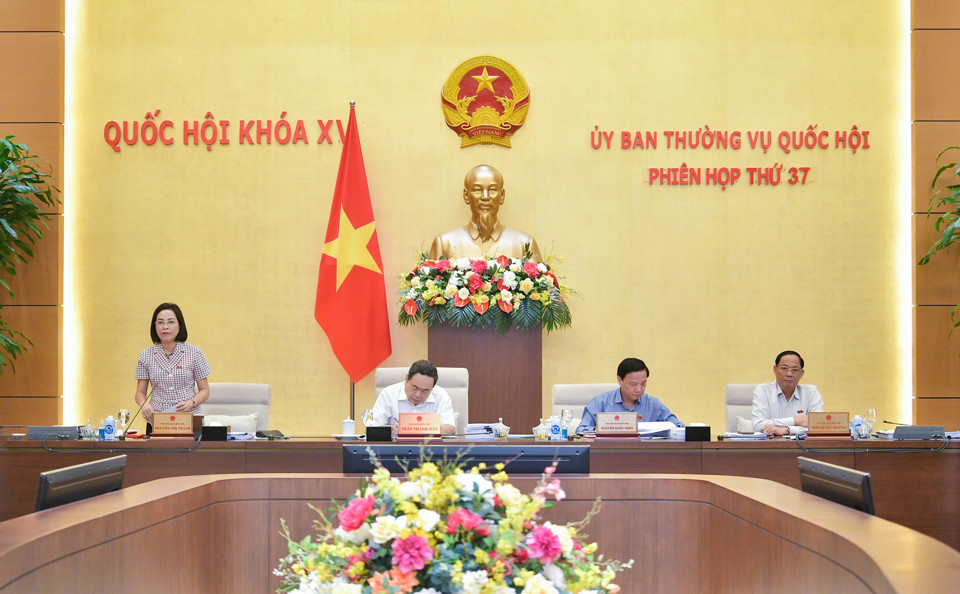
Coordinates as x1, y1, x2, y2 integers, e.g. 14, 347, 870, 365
322, 207, 381, 290
472, 67, 499, 94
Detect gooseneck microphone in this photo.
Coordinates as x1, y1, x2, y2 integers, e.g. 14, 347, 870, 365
120, 394, 152, 440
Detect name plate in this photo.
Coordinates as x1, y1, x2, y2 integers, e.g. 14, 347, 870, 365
151, 413, 197, 437
808, 412, 850, 437
595, 412, 638, 437
398, 412, 441, 438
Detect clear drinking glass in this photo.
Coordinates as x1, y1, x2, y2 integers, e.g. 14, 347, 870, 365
864, 408, 877, 436
360, 409, 375, 427
117, 409, 131, 434
561, 408, 573, 427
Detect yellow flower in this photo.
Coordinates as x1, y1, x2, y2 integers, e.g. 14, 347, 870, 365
519, 279, 534, 294
529, 292, 540, 301
433, 296, 446, 305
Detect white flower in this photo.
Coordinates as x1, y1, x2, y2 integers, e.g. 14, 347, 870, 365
399, 478, 432, 501
495, 482, 522, 507
411, 276, 422, 288
405, 289, 417, 300
457, 287, 470, 300
420, 266, 433, 276
537, 262, 547, 272
414, 508, 441, 532
502, 270, 516, 282
545, 522, 573, 554
414, 589, 444, 594
487, 259, 497, 269
334, 523, 371, 545
327, 579, 363, 594
455, 472, 495, 502
509, 263, 521, 273
500, 289, 513, 302
456, 258, 471, 270
369, 514, 407, 544
458, 570, 489, 594
520, 574, 559, 594
541, 563, 567, 589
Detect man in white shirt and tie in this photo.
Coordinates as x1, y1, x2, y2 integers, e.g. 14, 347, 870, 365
370, 359, 457, 436
752, 350, 825, 436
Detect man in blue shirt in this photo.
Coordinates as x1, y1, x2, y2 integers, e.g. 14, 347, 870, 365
576, 357, 682, 433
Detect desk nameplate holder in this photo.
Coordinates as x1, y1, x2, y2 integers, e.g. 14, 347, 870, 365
595, 412, 639, 438
150, 413, 201, 438
396, 413, 441, 440
807, 412, 850, 438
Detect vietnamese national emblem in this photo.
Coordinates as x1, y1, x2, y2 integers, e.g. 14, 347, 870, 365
441, 56, 529, 148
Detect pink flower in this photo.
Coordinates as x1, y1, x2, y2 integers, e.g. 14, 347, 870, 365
522, 261, 540, 278
338, 495, 375, 532
526, 525, 562, 564
391, 534, 434, 573
447, 508, 489, 536
471, 259, 488, 274
468, 274, 483, 293
436, 259, 452, 273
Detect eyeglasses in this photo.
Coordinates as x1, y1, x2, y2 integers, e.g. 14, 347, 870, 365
777, 366, 802, 374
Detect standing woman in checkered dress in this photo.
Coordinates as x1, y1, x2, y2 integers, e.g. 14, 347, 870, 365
134, 303, 212, 425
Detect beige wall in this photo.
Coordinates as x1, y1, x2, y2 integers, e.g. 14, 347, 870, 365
66, 1, 907, 435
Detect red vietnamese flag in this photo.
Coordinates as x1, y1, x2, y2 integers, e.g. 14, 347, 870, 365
314, 104, 392, 382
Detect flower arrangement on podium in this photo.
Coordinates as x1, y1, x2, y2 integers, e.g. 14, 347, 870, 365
397, 251, 572, 333
275, 458, 631, 593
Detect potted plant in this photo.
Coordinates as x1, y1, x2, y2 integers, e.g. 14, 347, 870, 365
0, 136, 61, 372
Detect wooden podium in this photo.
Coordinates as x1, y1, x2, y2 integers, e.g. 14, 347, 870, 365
428, 325, 542, 432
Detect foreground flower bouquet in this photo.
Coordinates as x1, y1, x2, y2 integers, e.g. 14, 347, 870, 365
275, 457, 631, 593
397, 250, 572, 333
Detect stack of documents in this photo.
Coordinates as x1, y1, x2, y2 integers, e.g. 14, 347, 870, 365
720, 432, 769, 441
464, 423, 496, 440
638, 421, 677, 438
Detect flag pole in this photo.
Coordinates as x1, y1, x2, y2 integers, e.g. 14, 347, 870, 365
349, 379, 355, 420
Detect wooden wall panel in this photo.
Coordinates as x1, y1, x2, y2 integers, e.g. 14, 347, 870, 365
0, 124, 64, 215
913, 397, 960, 430
0, 306, 61, 397
0, 33, 63, 123
0, 396, 61, 425
0, 0, 63, 32
0, 216, 62, 307
913, 121, 960, 213
913, 31, 960, 122
915, 305, 960, 397
913, 1, 960, 29
914, 215, 960, 305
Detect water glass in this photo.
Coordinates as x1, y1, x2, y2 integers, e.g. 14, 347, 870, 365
118, 408, 131, 433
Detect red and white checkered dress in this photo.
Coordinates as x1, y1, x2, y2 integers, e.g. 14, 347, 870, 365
135, 342, 212, 413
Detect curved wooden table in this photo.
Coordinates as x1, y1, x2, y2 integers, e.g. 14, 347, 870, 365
0, 473, 958, 593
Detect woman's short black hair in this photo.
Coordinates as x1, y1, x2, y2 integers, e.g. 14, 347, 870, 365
150, 302, 188, 343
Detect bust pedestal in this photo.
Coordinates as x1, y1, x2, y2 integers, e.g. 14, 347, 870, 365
427, 325, 542, 432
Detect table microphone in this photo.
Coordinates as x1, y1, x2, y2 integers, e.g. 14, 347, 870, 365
120, 397, 151, 440
882, 420, 909, 426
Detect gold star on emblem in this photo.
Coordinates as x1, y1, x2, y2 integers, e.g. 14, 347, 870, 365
471, 67, 499, 94
322, 207, 381, 290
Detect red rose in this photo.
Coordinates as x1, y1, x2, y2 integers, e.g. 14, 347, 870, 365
468, 274, 483, 293
522, 261, 540, 278
338, 495, 375, 532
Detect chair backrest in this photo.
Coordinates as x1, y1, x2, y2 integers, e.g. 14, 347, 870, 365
204, 383, 272, 431
724, 384, 756, 433
374, 367, 469, 434
551, 383, 619, 427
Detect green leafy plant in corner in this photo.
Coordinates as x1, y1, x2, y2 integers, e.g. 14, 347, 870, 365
0, 136, 61, 372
